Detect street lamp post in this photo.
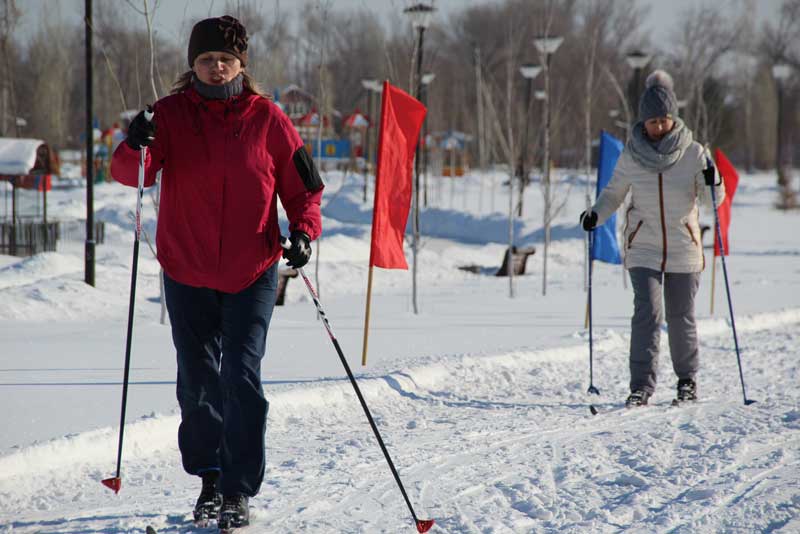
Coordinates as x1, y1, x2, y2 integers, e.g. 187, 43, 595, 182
518, 63, 542, 217
361, 78, 378, 202
626, 50, 651, 118
421, 72, 436, 207
534, 35, 563, 297
532, 90, 547, 180
773, 63, 795, 208
85, 0, 96, 286
404, 2, 435, 315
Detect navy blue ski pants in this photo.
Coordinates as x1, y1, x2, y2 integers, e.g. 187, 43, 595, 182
164, 264, 278, 497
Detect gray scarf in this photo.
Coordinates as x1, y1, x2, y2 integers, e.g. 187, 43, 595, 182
627, 118, 693, 172
192, 73, 244, 100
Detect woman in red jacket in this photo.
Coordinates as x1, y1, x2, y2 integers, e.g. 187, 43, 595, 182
111, 15, 323, 530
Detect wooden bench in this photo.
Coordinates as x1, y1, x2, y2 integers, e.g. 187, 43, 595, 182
276, 267, 298, 306
495, 246, 536, 276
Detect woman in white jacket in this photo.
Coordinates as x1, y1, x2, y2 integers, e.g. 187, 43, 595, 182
581, 70, 725, 407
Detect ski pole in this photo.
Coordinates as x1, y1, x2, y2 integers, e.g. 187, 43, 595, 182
281, 237, 435, 533
705, 158, 755, 406
102, 108, 153, 494
586, 229, 600, 415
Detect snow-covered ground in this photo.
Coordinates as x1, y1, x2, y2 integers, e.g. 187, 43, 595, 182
1, 166, 799, 533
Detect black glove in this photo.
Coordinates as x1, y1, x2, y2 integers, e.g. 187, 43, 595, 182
580, 210, 598, 231
283, 231, 312, 269
703, 158, 717, 187
125, 107, 156, 150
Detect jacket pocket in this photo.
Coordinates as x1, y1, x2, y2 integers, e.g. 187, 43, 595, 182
684, 223, 698, 246
627, 220, 643, 249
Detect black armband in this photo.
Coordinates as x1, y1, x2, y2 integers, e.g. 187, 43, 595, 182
293, 146, 324, 192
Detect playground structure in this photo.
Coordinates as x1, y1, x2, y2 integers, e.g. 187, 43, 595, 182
0, 138, 59, 256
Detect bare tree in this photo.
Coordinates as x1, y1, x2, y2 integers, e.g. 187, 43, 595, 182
24, 9, 77, 148
0, 0, 21, 137
761, 0, 800, 69
666, 1, 751, 144
1, 0, 783, 208
761, 0, 800, 208
311, 0, 333, 297
504, 22, 520, 298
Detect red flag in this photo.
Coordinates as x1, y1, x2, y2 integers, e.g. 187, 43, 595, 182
368, 81, 427, 269
713, 148, 739, 257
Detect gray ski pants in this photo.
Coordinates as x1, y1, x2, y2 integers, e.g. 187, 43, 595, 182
628, 267, 700, 394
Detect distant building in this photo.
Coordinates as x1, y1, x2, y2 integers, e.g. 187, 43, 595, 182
279, 84, 316, 122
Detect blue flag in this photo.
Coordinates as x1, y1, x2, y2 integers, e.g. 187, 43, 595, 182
591, 131, 623, 264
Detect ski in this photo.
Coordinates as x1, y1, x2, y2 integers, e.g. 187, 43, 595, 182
145, 525, 240, 533
588, 403, 632, 416
593, 399, 700, 411
591, 401, 690, 414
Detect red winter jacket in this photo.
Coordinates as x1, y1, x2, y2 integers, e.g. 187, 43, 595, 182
111, 87, 323, 293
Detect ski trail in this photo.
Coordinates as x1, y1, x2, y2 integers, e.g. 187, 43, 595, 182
2, 312, 798, 533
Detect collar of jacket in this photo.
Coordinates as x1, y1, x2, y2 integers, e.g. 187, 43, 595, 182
193, 73, 244, 100
184, 86, 255, 115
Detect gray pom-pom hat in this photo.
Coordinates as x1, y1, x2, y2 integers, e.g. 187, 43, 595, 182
638, 69, 678, 121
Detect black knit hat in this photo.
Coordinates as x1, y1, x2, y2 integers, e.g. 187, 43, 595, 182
187, 15, 249, 68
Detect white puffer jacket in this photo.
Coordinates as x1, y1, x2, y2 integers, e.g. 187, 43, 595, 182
592, 141, 725, 273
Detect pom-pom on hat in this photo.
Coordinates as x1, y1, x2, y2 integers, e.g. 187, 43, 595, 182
188, 15, 249, 68
638, 69, 678, 121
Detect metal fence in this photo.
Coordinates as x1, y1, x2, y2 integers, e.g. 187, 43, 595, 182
0, 220, 105, 256
0, 221, 59, 256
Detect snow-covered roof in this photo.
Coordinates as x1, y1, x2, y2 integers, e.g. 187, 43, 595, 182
343, 109, 370, 128
297, 110, 332, 127
0, 137, 46, 175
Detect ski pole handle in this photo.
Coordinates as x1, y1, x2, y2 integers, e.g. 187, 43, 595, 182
703, 157, 721, 187
136, 151, 146, 238
134, 106, 155, 239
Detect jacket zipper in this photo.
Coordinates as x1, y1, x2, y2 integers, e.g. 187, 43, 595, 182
658, 173, 667, 271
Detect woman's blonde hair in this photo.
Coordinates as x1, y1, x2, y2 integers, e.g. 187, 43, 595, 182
171, 70, 266, 97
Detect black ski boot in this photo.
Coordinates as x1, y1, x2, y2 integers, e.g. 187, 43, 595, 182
673, 378, 697, 405
625, 390, 650, 408
193, 471, 222, 527
218, 494, 250, 532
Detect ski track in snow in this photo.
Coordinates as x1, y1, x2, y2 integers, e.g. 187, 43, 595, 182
2, 310, 798, 533
2, 173, 799, 532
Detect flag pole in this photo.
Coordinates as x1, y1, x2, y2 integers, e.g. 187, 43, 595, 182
584, 298, 589, 329
710, 255, 716, 315
362, 265, 375, 366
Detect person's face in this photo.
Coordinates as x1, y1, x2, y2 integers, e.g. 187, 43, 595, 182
644, 117, 675, 141
192, 51, 242, 85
